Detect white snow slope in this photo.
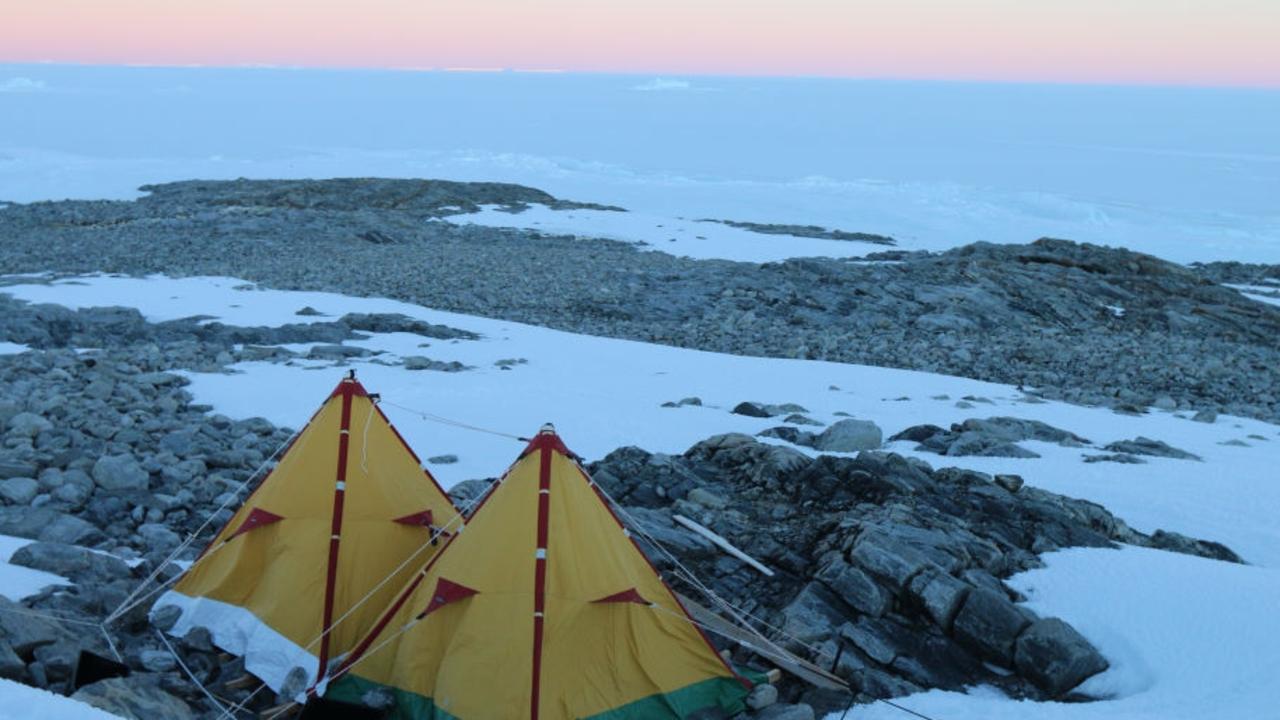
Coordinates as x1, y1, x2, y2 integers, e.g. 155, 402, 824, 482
0, 534, 70, 602
0, 679, 120, 720
2, 274, 1278, 720
2, 64, 1279, 264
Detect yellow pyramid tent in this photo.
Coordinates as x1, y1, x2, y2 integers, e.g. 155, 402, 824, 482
155, 374, 460, 690
323, 425, 753, 719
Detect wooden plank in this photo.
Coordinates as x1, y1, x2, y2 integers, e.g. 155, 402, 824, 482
226, 673, 260, 690
673, 514, 775, 577
675, 592, 848, 691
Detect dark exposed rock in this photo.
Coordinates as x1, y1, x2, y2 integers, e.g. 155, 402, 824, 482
1149, 530, 1243, 564
10, 542, 132, 584
1015, 618, 1110, 696
951, 589, 1033, 665
71, 675, 196, 720
1083, 453, 1146, 464
1103, 437, 1201, 461
733, 402, 775, 418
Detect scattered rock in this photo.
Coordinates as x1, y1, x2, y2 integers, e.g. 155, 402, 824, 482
71, 676, 197, 720
1103, 437, 1201, 461
732, 402, 774, 418
10, 541, 132, 583
1014, 618, 1109, 696
1083, 453, 1146, 464
814, 420, 883, 452
951, 589, 1033, 665
993, 474, 1024, 493
754, 703, 815, 720
138, 649, 177, 673
92, 455, 151, 492
0, 477, 38, 505
7, 412, 52, 438
1191, 409, 1218, 423
402, 356, 470, 372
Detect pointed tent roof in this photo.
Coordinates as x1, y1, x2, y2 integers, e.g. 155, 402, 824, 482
324, 426, 753, 719
157, 375, 461, 691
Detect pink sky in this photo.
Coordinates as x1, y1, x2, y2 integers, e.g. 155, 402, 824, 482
4, 0, 1279, 87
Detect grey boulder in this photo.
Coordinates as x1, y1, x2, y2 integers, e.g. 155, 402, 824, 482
0, 477, 38, 505
71, 676, 196, 720
92, 454, 151, 491
815, 419, 883, 452
951, 588, 1033, 665
1014, 618, 1109, 696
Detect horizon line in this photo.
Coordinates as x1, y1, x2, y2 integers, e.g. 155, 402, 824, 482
3, 59, 1279, 92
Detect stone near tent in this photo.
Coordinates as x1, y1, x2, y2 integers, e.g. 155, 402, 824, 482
0, 459, 38, 480
71, 676, 197, 720
755, 703, 816, 720
92, 454, 151, 492
276, 666, 310, 704
687, 487, 729, 510
951, 589, 1033, 666
0, 506, 102, 545
814, 419, 883, 452
10, 541, 132, 584
137, 523, 181, 553
817, 558, 890, 617
849, 531, 936, 593
1192, 409, 1218, 423
0, 597, 77, 655
1014, 618, 1109, 696
150, 605, 182, 633
746, 682, 779, 710
0, 477, 38, 505
7, 412, 52, 438
0, 638, 24, 680
32, 640, 79, 683
139, 649, 177, 673
907, 568, 971, 632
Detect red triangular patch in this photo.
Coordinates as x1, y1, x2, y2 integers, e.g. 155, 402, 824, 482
591, 588, 650, 606
228, 507, 284, 540
393, 509, 435, 526
416, 578, 479, 619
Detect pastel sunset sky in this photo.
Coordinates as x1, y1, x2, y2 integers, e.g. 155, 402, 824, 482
4, 0, 1278, 87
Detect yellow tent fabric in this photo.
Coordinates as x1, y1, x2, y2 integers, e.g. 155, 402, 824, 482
164, 375, 460, 685
325, 426, 752, 719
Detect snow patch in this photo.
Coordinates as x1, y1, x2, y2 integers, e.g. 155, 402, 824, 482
0, 678, 121, 719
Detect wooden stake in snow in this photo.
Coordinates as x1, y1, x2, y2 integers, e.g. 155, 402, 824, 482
673, 514, 775, 577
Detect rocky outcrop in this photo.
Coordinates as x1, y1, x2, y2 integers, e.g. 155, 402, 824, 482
3, 181, 1280, 421
588, 434, 1239, 711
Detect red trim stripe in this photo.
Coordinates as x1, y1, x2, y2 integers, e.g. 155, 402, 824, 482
227, 507, 285, 540
316, 379, 355, 682
529, 438, 553, 720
